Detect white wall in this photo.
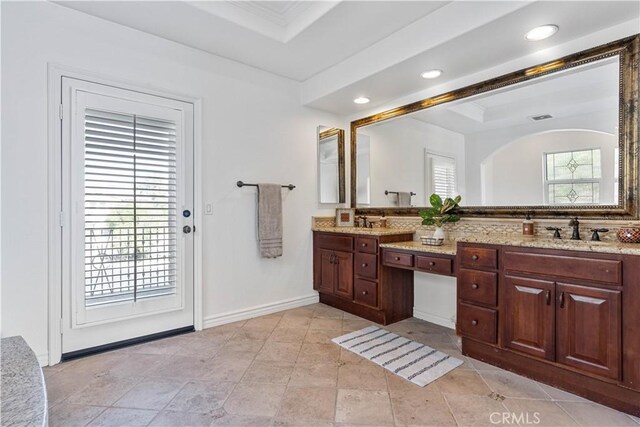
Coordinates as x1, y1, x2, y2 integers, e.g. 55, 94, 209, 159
0, 2, 343, 363
357, 118, 465, 207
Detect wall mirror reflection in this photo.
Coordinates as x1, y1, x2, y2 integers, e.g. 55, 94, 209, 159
351, 37, 638, 217
318, 126, 346, 204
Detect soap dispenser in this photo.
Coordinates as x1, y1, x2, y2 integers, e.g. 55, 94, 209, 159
523, 214, 534, 236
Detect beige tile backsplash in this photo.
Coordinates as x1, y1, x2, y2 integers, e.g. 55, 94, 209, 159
312, 215, 640, 242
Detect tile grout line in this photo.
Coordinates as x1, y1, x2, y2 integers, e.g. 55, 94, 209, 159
440, 392, 463, 427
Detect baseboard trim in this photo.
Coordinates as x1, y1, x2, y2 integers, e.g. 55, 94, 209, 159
413, 308, 455, 330
37, 353, 49, 367
203, 293, 319, 329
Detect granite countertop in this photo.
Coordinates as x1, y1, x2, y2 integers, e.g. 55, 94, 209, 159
312, 226, 415, 237
1, 336, 47, 427
380, 240, 457, 255
457, 235, 640, 256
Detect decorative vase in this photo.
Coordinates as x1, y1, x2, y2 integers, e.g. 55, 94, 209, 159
433, 226, 446, 240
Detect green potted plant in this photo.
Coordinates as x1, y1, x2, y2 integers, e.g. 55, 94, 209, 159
419, 194, 462, 240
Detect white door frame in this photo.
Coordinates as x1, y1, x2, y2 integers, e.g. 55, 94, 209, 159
47, 64, 203, 366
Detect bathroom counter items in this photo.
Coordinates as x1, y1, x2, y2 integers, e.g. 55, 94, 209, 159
457, 235, 640, 256
380, 240, 456, 256
311, 226, 416, 237
1, 336, 47, 427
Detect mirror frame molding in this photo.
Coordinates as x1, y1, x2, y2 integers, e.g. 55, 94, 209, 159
319, 127, 346, 204
350, 35, 639, 218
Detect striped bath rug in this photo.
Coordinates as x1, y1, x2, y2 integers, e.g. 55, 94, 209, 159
332, 326, 463, 387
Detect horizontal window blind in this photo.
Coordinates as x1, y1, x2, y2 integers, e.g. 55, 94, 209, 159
84, 108, 178, 307
428, 153, 457, 199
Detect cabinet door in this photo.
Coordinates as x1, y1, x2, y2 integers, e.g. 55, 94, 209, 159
556, 283, 621, 380
334, 251, 354, 299
503, 275, 555, 360
315, 249, 336, 294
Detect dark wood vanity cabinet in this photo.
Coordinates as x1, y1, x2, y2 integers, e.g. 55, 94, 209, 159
503, 275, 555, 361
458, 243, 640, 416
313, 231, 414, 325
555, 282, 621, 380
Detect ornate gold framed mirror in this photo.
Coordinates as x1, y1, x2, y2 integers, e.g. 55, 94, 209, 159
350, 35, 639, 218
318, 126, 346, 204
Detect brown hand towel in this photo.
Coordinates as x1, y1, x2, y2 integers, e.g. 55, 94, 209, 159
257, 184, 283, 258
398, 192, 412, 207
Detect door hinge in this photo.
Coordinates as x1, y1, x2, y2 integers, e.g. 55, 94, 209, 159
59, 318, 64, 334
59, 211, 64, 228
59, 104, 63, 120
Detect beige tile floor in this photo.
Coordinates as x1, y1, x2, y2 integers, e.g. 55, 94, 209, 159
44, 303, 640, 427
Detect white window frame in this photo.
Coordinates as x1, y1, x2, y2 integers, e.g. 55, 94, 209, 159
425, 151, 457, 199
543, 148, 602, 205
47, 64, 203, 366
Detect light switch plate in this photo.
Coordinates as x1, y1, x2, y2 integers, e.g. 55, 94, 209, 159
205, 203, 213, 215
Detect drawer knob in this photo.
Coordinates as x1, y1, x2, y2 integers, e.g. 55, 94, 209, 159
471, 320, 478, 326
362, 291, 368, 295
429, 261, 436, 266
471, 283, 479, 289
362, 263, 368, 267
471, 255, 479, 261
362, 243, 367, 247
395, 257, 400, 261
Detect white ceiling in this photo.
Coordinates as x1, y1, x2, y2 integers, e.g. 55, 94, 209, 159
54, 1, 639, 116
404, 57, 620, 136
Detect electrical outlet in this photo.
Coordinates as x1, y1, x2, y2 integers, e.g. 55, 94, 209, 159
205, 203, 213, 215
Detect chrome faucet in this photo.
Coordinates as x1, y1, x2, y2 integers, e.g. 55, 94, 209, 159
569, 217, 581, 240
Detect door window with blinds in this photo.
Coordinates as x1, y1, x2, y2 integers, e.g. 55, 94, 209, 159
84, 110, 177, 306
61, 78, 193, 352
426, 152, 457, 199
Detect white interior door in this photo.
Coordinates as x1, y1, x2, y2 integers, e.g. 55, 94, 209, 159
61, 78, 194, 354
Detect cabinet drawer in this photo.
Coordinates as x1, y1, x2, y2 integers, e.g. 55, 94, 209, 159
416, 256, 453, 275
383, 251, 414, 268
503, 251, 621, 286
458, 302, 497, 344
355, 237, 377, 254
355, 253, 378, 279
459, 247, 498, 270
458, 269, 498, 306
354, 278, 378, 308
317, 234, 353, 252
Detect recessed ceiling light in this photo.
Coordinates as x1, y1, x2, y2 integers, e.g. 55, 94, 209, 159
524, 24, 559, 41
353, 97, 370, 104
421, 69, 442, 79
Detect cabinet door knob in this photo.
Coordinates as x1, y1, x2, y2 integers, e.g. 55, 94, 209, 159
429, 261, 436, 266
471, 283, 479, 289
395, 256, 400, 261
471, 320, 478, 326
362, 263, 368, 267
471, 255, 479, 261
362, 290, 368, 295
361, 243, 367, 247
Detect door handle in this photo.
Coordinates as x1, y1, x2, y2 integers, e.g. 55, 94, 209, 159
559, 291, 565, 308
335, 255, 340, 265
545, 290, 551, 305
183, 225, 192, 234
330, 254, 335, 264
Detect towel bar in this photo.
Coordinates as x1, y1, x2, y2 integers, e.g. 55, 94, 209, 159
385, 190, 416, 196
237, 181, 295, 190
